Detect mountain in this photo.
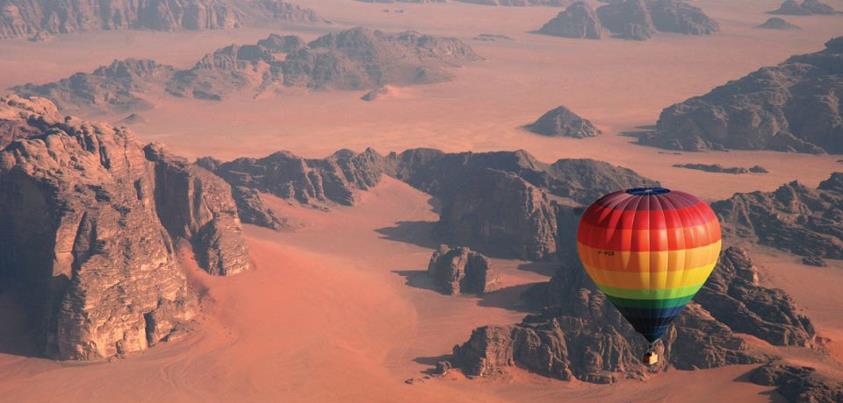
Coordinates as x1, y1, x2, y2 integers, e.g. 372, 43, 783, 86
12, 28, 480, 114
647, 0, 719, 35
769, 0, 837, 15
526, 105, 601, 137
596, 0, 655, 40
282, 27, 481, 90
0, 0, 323, 40
0, 95, 250, 360
13, 59, 176, 115
643, 37, 843, 153
576, 0, 717, 40
757, 17, 801, 30
536, 1, 604, 39
712, 173, 843, 266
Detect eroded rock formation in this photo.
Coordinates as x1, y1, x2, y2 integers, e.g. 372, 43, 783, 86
712, 173, 843, 265
536, 2, 603, 39
672, 163, 768, 174
644, 37, 843, 153
749, 360, 843, 402
14, 28, 479, 114
427, 245, 497, 295
0, 0, 323, 40
597, 0, 655, 40
757, 17, 801, 30
647, 0, 719, 35
526, 105, 601, 137
770, 0, 837, 15
448, 248, 782, 383
0, 95, 249, 360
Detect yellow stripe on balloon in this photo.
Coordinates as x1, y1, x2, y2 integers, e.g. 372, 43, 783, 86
583, 261, 717, 290
576, 240, 721, 273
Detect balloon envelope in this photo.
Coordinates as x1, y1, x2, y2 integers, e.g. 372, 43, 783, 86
576, 187, 721, 342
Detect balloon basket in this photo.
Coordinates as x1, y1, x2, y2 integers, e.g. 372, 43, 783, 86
642, 351, 659, 366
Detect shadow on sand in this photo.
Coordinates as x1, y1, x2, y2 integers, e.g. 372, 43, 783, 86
375, 220, 441, 250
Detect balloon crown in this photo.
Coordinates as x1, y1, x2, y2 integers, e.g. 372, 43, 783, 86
626, 187, 671, 196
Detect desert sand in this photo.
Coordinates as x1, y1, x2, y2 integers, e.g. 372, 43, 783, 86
1, 0, 842, 401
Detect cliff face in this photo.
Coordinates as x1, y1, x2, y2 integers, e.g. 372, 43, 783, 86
750, 360, 843, 402
427, 245, 497, 295
647, 37, 843, 153
596, 0, 655, 40
144, 145, 251, 276
712, 173, 843, 265
0, 0, 322, 40
0, 95, 249, 360
536, 2, 603, 40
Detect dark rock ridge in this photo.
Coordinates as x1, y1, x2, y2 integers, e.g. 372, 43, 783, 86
596, 0, 655, 40
536, 2, 603, 39
770, 0, 838, 16
0, 96, 248, 360
757, 17, 801, 30
13, 59, 176, 115
526, 105, 601, 137
749, 360, 843, 402
712, 173, 843, 266
447, 247, 787, 383
14, 28, 479, 114
693, 248, 815, 347
0, 0, 323, 40
672, 163, 768, 174
201, 148, 386, 210
645, 37, 843, 153
427, 245, 497, 295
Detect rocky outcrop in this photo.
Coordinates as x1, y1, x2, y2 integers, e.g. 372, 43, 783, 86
644, 37, 843, 153
0, 95, 63, 148
694, 248, 815, 346
0, 0, 323, 40
166, 43, 282, 100
14, 28, 479, 114
597, 0, 655, 40
13, 59, 176, 115
647, 0, 719, 35
204, 148, 386, 210
438, 169, 560, 260
672, 163, 768, 174
454, 0, 567, 6
712, 173, 843, 266
749, 360, 843, 402
0, 96, 195, 360
0, 95, 251, 360
757, 17, 801, 30
427, 245, 497, 295
282, 27, 481, 90
536, 2, 603, 40
361, 85, 402, 101
526, 105, 601, 138
770, 0, 837, 15
144, 144, 251, 276
448, 248, 777, 383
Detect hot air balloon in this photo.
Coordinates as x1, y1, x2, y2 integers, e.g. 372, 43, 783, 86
576, 187, 721, 365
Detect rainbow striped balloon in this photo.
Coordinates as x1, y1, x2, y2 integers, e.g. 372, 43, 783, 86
576, 187, 721, 342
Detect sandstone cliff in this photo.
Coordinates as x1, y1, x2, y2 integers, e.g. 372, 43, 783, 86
536, 2, 603, 40
0, 95, 249, 360
526, 105, 601, 137
427, 245, 497, 295
712, 173, 843, 266
645, 37, 843, 153
0, 0, 322, 40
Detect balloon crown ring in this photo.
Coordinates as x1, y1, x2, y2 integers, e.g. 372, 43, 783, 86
626, 187, 671, 196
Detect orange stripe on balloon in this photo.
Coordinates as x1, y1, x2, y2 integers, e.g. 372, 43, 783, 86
577, 219, 721, 252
